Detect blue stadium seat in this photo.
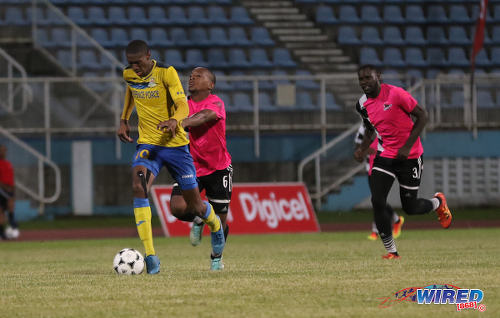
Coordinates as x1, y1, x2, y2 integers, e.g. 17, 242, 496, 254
359, 47, 382, 66
67, 7, 87, 25
230, 7, 253, 25
189, 28, 210, 46
477, 90, 495, 108
383, 70, 404, 88
216, 93, 231, 110
319, 93, 341, 110
407, 69, 423, 80
229, 49, 250, 68
249, 49, 273, 68
231, 70, 252, 90
427, 5, 448, 23
150, 28, 172, 47
383, 27, 404, 45
90, 28, 113, 48
207, 48, 229, 68
110, 28, 129, 47
447, 90, 464, 108
56, 49, 72, 68
405, 48, 427, 67
130, 28, 148, 43
209, 27, 230, 46
170, 28, 191, 46
109, 7, 129, 26
494, 5, 500, 22
296, 92, 315, 110
475, 49, 491, 67
3, 7, 28, 26
50, 28, 72, 48
271, 70, 290, 87
360, 6, 381, 23
252, 71, 274, 90
448, 26, 470, 45
448, 47, 469, 67
383, 48, 405, 67
165, 49, 185, 69
212, 71, 232, 90
79, 49, 101, 70
168, 6, 189, 25
128, 7, 150, 26
427, 26, 448, 45
339, 5, 359, 23
232, 92, 253, 111
35, 29, 50, 47
405, 6, 425, 24
273, 49, 296, 68
383, 6, 404, 24
185, 49, 206, 68
207, 6, 229, 25
188, 6, 209, 24
491, 48, 500, 66
361, 27, 382, 45
492, 26, 500, 44
449, 5, 470, 23
149, 49, 162, 61
316, 5, 337, 24
427, 48, 447, 67
148, 6, 169, 25
259, 92, 275, 111
229, 27, 251, 46
296, 70, 318, 89
251, 27, 275, 46
44, 8, 65, 26
337, 26, 360, 45
405, 27, 426, 45
87, 7, 108, 26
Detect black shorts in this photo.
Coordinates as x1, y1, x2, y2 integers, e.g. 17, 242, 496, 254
172, 165, 233, 214
371, 155, 423, 190
0, 190, 13, 210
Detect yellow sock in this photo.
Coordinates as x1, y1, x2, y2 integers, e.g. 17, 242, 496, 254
202, 202, 221, 233
134, 206, 155, 256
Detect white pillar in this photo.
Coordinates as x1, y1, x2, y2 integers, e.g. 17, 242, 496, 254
72, 141, 93, 215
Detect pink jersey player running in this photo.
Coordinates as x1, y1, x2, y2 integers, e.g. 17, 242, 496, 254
354, 65, 452, 259
170, 67, 232, 270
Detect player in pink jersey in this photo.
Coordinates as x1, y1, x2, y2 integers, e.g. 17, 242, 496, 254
354, 124, 404, 241
170, 67, 232, 269
354, 65, 452, 259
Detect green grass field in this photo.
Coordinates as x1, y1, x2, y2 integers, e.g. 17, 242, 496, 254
1, 228, 499, 318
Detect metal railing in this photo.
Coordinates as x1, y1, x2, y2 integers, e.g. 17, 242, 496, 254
0, 126, 61, 214
0, 47, 33, 114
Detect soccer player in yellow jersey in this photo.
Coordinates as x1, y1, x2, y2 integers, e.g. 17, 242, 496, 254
117, 40, 225, 273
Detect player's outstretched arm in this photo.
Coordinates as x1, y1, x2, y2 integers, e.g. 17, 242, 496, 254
181, 109, 218, 129
156, 119, 178, 138
397, 104, 428, 159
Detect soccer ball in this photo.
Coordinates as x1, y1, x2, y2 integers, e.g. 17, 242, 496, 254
113, 248, 145, 275
5, 226, 20, 240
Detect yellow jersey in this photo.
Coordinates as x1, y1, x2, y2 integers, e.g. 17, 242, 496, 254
121, 60, 189, 147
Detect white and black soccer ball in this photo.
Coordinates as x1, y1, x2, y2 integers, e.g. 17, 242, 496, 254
113, 248, 145, 275
5, 226, 20, 240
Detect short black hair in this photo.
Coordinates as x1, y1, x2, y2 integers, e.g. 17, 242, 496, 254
357, 64, 380, 75
126, 40, 149, 55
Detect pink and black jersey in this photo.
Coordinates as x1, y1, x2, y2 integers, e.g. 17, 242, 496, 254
355, 83, 423, 159
187, 94, 232, 177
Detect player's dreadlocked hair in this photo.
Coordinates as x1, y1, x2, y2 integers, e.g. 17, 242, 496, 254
126, 40, 149, 55
358, 64, 381, 76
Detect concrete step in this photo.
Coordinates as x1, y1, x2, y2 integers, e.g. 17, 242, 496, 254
293, 49, 344, 56
264, 21, 314, 28
278, 35, 329, 42
271, 28, 322, 35
256, 14, 308, 21
285, 42, 338, 49
250, 8, 299, 14
243, 1, 292, 7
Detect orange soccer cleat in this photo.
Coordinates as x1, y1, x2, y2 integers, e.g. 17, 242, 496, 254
434, 192, 452, 229
367, 232, 378, 241
393, 215, 405, 239
382, 253, 401, 260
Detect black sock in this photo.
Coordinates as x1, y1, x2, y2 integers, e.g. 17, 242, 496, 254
0, 225, 5, 239
8, 213, 18, 228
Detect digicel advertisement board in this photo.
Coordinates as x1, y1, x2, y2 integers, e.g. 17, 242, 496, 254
151, 182, 320, 237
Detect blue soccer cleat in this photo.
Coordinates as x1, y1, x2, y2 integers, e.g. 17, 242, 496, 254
190, 221, 204, 246
210, 255, 224, 271
144, 255, 160, 275
210, 216, 225, 257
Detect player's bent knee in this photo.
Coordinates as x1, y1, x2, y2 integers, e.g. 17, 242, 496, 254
171, 210, 196, 222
